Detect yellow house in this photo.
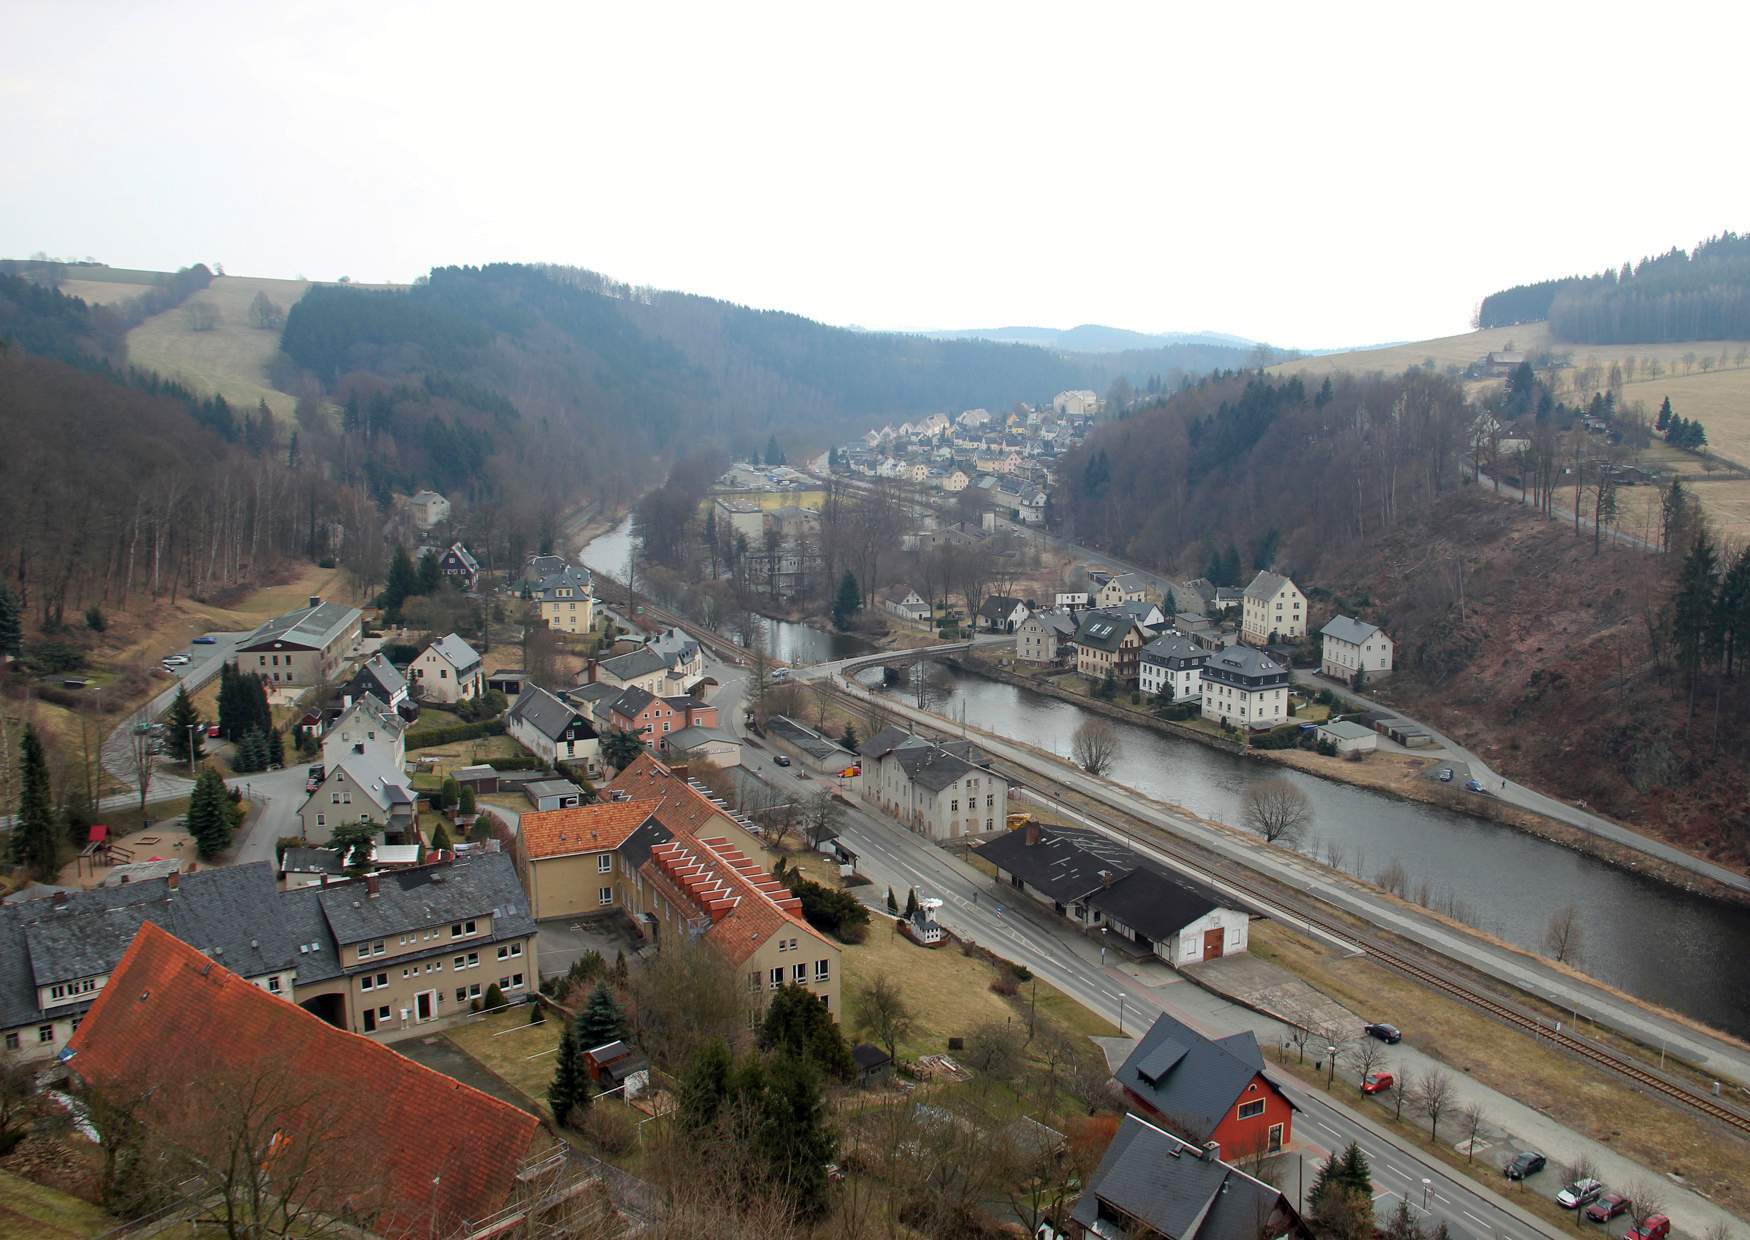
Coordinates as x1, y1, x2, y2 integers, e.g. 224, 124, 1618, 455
1241, 571, 1307, 645
533, 566, 594, 635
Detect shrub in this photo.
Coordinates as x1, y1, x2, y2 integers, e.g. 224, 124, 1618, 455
783, 872, 871, 943
583, 1103, 637, 1155
1249, 723, 1303, 750
485, 755, 545, 770
84, 606, 107, 632
1129, 691, 1141, 705
274, 835, 303, 864
24, 641, 85, 675
406, 719, 505, 750
989, 973, 1018, 996
529, 1002, 546, 1023
483, 982, 506, 1011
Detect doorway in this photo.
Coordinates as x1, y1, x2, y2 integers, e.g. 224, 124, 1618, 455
1203, 928, 1225, 960
415, 990, 435, 1023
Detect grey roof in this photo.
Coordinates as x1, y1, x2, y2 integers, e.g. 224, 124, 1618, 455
509, 685, 590, 742
1107, 572, 1149, 593
1141, 633, 1208, 665
892, 744, 977, 793
443, 542, 480, 573
596, 646, 669, 682
1204, 646, 1285, 679
236, 599, 360, 653
617, 819, 674, 875
524, 779, 583, 800
851, 1042, 892, 1072
1071, 1114, 1299, 1240
1116, 599, 1164, 623
278, 886, 345, 985
665, 725, 737, 751
315, 852, 534, 948
979, 596, 1026, 621
1242, 569, 1292, 602
1320, 614, 1384, 646
0, 864, 295, 1029
608, 685, 657, 720
281, 847, 346, 876
765, 715, 851, 762
858, 725, 923, 761
1075, 609, 1138, 653
425, 633, 482, 674
349, 654, 407, 702
1115, 1012, 1285, 1142
565, 682, 621, 707
1319, 720, 1375, 741
975, 826, 1124, 903
647, 627, 700, 664
531, 566, 593, 600
339, 691, 405, 737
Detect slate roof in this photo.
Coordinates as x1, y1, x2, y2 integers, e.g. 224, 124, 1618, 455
892, 744, 977, 793
425, 632, 482, 673
597, 646, 670, 682
508, 684, 588, 742
975, 826, 1125, 903
765, 715, 851, 761
1107, 572, 1149, 594
0, 863, 293, 1030
1071, 1114, 1300, 1240
1075, 609, 1137, 653
335, 691, 405, 738
1320, 614, 1384, 646
443, 541, 480, 573
608, 685, 657, 720
278, 886, 345, 984
1141, 633, 1208, 664
1203, 646, 1286, 681
1115, 1012, 1286, 1143
1242, 569, 1292, 602
348, 654, 407, 702
65, 923, 540, 1238
1023, 610, 1079, 638
314, 852, 534, 948
979, 596, 1026, 621
857, 724, 921, 760
665, 725, 737, 751
521, 799, 661, 860
236, 599, 360, 653
647, 627, 700, 664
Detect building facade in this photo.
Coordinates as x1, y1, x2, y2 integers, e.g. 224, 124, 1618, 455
1138, 632, 1208, 702
409, 633, 484, 704
1319, 614, 1394, 680
858, 727, 1007, 841
1200, 646, 1290, 729
1240, 570, 1307, 645
231, 597, 363, 687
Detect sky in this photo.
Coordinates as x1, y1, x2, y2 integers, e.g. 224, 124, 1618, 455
2, 1, 1744, 349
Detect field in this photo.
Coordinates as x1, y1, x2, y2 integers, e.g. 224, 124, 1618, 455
123, 275, 314, 420
0, 1168, 113, 1240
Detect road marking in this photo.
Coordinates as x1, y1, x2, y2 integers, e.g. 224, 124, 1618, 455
1386, 1165, 1414, 1181
1314, 1120, 1343, 1137
1460, 1211, 1492, 1228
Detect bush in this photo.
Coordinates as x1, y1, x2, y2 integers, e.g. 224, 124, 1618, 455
485, 754, 545, 770
783, 873, 871, 943
24, 641, 85, 675
989, 973, 1018, 996
1249, 723, 1303, 750
274, 835, 303, 863
1129, 691, 1141, 704
381, 642, 419, 664
84, 606, 106, 632
583, 1103, 637, 1155
483, 982, 506, 1011
529, 1001, 546, 1023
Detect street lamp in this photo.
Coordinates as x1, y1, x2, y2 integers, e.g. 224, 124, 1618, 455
1421, 1178, 1432, 1211
1325, 1045, 1337, 1089
187, 723, 199, 776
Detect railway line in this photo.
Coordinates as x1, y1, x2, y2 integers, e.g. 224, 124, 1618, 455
819, 663, 1750, 1138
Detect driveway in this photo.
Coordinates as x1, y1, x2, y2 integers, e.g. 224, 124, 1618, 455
535, 915, 646, 979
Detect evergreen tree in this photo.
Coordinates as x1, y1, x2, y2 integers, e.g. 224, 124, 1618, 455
576, 982, 628, 1048
1672, 531, 1721, 708
832, 570, 862, 630
287, 429, 300, 469
742, 1053, 836, 1220
760, 984, 855, 1081
1337, 1140, 1374, 1196
0, 583, 21, 660
266, 727, 285, 769
1660, 477, 1692, 551
903, 887, 918, 918
1164, 589, 1177, 618
1716, 546, 1750, 677
483, 982, 505, 1011
417, 549, 443, 595
1306, 1149, 1341, 1212
764, 433, 785, 466
1382, 1198, 1423, 1240
547, 1018, 590, 1128
330, 821, 376, 873
186, 768, 233, 859
439, 776, 461, 811
679, 1038, 733, 1133
842, 722, 857, 751
1656, 396, 1673, 431
428, 818, 453, 852
165, 685, 204, 764
11, 725, 58, 878
458, 784, 477, 815
885, 886, 898, 913
382, 546, 418, 620
600, 728, 644, 771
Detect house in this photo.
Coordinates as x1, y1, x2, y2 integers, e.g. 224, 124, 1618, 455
884, 587, 933, 628
663, 725, 742, 768
646, 627, 704, 682
299, 754, 416, 845
857, 726, 1007, 841
1017, 489, 1048, 525
605, 685, 718, 753
1200, 646, 1290, 730
531, 564, 594, 635
851, 1042, 893, 1086
1065, 1114, 1311, 1240
523, 779, 585, 811
1015, 610, 1078, 665
406, 489, 452, 529
230, 595, 362, 687
1073, 610, 1147, 686
1053, 390, 1099, 417
409, 632, 485, 704
713, 497, 766, 543
321, 693, 406, 775
1095, 572, 1150, 608
1240, 571, 1306, 646
514, 797, 667, 920
436, 541, 480, 590
507, 685, 602, 775
60, 922, 541, 1238
1054, 590, 1090, 612
279, 846, 347, 889
941, 469, 970, 492
978, 595, 1031, 633
1139, 632, 1208, 702
341, 653, 409, 713
1115, 1012, 1296, 1156
1319, 614, 1394, 681
975, 822, 1249, 966
763, 715, 857, 774
1114, 598, 1167, 633
1484, 349, 1527, 376
1316, 719, 1377, 755
523, 552, 570, 584
591, 646, 675, 694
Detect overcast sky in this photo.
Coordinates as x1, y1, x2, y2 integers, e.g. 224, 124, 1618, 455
2, 2, 1742, 348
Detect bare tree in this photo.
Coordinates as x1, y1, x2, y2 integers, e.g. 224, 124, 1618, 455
629, 935, 749, 1070
124, 724, 156, 823
965, 1021, 1026, 1087
1544, 903, 1584, 965
1241, 777, 1312, 846
1071, 717, 1120, 776
1567, 1153, 1601, 1228
1390, 1068, 1415, 1121
1413, 1069, 1455, 1141
801, 788, 843, 848
1459, 1100, 1486, 1163
1622, 1180, 1666, 1235
853, 974, 913, 1064
1345, 1038, 1389, 1088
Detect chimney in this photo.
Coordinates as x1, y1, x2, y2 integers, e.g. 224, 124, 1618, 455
1099, 869, 1115, 888
168, 870, 180, 890
1202, 1140, 1221, 1161
308, 595, 322, 609
1023, 822, 1040, 847
366, 874, 380, 898
587, 658, 598, 684
670, 763, 689, 783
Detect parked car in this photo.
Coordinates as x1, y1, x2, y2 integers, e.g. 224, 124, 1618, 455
191, 635, 217, 644
132, 721, 154, 735
1437, 767, 1454, 782
770, 667, 789, 681
1504, 1151, 1546, 1180
1465, 777, 1485, 792
1360, 1071, 1394, 1095
206, 724, 222, 738
1558, 1178, 1604, 1208
1363, 1023, 1402, 1044
1585, 1193, 1631, 1223
162, 653, 190, 666
773, 754, 792, 767
1624, 1216, 1670, 1240
306, 764, 325, 792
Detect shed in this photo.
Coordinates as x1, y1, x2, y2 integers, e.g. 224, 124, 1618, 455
523, 779, 584, 811
764, 715, 857, 774
453, 764, 500, 795
487, 669, 526, 697
851, 1042, 893, 1086
1316, 720, 1377, 755
1375, 718, 1434, 747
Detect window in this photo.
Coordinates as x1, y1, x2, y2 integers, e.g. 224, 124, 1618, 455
455, 987, 468, 1003
363, 1008, 377, 1033
950, 799, 958, 812
769, 968, 783, 991
372, 940, 385, 956
36, 1024, 54, 1044
793, 963, 807, 984
748, 972, 761, 993
599, 886, 613, 906
357, 946, 372, 962
469, 983, 481, 998
814, 959, 829, 982
454, 956, 467, 970
986, 795, 994, 809
467, 952, 479, 968
4, 1033, 18, 1050
777, 939, 788, 953
1237, 1100, 1266, 1120
268, 976, 282, 994
316, 813, 326, 828
597, 854, 612, 874
497, 943, 524, 960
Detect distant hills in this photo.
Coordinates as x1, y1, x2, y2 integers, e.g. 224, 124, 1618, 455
923, 323, 1261, 353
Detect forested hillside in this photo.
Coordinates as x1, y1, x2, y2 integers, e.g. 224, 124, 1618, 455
1477, 231, 1750, 343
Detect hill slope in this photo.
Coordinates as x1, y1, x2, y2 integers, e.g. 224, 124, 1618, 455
926, 324, 1259, 353
126, 274, 316, 420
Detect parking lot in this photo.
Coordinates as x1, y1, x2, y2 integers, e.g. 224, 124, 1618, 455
534, 914, 647, 979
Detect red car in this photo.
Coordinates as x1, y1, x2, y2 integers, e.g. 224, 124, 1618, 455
207, 723, 222, 738
1585, 1194, 1630, 1224
1360, 1071, 1394, 1095
1625, 1216, 1670, 1240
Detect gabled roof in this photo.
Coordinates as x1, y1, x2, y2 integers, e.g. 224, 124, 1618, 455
1106, 572, 1149, 593
641, 831, 819, 966
507, 684, 589, 742
596, 646, 670, 682
521, 799, 662, 860
65, 923, 541, 1237
1242, 569, 1294, 602
1071, 1114, 1303, 1240
347, 653, 407, 702
1204, 647, 1285, 679
334, 691, 405, 738
315, 852, 534, 948
423, 632, 482, 673
665, 725, 737, 750
608, 684, 657, 720
1075, 609, 1139, 652
1021, 610, 1079, 637
443, 541, 480, 573
979, 595, 1026, 621
236, 599, 360, 653
1115, 1012, 1287, 1142
1142, 632, 1208, 663
1320, 614, 1385, 646
892, 744, 976, 793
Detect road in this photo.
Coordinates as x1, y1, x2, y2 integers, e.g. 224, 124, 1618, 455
711, 661, 1566, 1240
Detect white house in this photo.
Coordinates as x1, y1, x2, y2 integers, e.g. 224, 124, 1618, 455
883, 587, 933, 628
1052, 390, 1099, 417
857, 727, 1007, 842
1054, 591, 1090, 612
1240, 571, 1307, 646
1316, 720, 1378, 755
1095, 573, 1150, 608
1200, 646, 1290, 730
321, 694, 406, 775
1319, 615, 1394, 681
506, 685, 602, 775
408, 633, 484, 704
1139, 632, 1208, 703
406, 490, 451, 530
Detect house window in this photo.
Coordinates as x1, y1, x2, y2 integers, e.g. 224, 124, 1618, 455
769, 968, 783, 990
599, 886, 613, 906
748, 972, 761, 993
793, 963, 807, 984
454, 956, 466, 970
814, 959, 829, 982
950, 799, 958, 812
268, 976, 282, 994
2, 1032, 17, 1050
455, 988, 468, 1003
372, 940, 385, 956
316, 813, 326, 827
1238, 1100, 1266, 1120
597, 855, 612, 874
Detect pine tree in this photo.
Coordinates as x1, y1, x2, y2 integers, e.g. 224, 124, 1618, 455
547, 1018, 590, 1127
679, 1039, 733, 1133
885, 886, 898, 913
440, 776, 461, 812
417, 550, 443, 595
165, 685, 204, 764
238, 728, 267, 773
458, 784, 477, 815
612, 949, 628, 985
1656, 396, 1673, 431
428, 818, 453, 852
186, 769, 233, 859
745, 1053, 836, 1220
1337, 1140, 1374, 1196
483, 982, 505, 1011
576, 982, 628, 1048
0, 583, 21, 660
11, 726, 58, 877
832, 570, 862, 630
903, 887, 918, 918
1382, 1198, 1422, 1240
382, 546, 418, 620
266, 727, 285, 769
842, 723, 858, 751
764, 433, 785, 466
1307, 1149, 1341, 1211
1672, 531, 1721, 712
287, 429, 300, 469
760, 985, 854, 1081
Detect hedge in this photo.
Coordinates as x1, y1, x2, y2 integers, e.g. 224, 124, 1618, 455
484, 755, 546, 771
1248, 723, 1304, 750
406, 719, 506, 750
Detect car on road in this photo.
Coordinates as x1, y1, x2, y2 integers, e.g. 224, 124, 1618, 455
1465, 778, 1485, 792
1360, 1071, 1394, 1095
1585, 1193, 1631, 1223
1437, 767, 1453, 782
1363, 1022, 1402, 1044
1557, 1178, 1604, 1208
772, 754, 792, 767
306, 765, 325, 792
132, 721, 154, 735
1623, 1215, 1669, 1240
770, 667, 789, 681
1503, 1151, 1546, 1180
191, 635, 217, 644
162, 653, 190, 666
206, 724, 222, 738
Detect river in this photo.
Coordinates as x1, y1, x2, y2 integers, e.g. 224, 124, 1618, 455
577, 516, 877, 667
871, 661, 1750, 1039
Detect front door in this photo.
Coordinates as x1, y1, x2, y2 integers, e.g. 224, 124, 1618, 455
415, 990, 434, 1023
1268, 1123, 1283, 1153
1203, 928, 1225, 960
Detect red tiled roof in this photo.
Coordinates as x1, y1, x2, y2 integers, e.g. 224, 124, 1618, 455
606, 753, 741, 840
65, 923, 541, 1237
520, 798, 660, 860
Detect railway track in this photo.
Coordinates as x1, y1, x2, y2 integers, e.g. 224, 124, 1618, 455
822, 670, 1750, 1137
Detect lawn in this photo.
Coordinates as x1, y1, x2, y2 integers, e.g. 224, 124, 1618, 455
841, 920, 1025, 1061
0, 1168, 115, 1239
446, 1006, 564, 1117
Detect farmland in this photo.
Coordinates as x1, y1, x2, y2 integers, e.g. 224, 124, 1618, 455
124, 274, 314, 420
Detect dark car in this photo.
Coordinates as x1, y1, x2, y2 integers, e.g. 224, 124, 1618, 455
1363, 1023, 1402, 1044
773, 754, 792, 767
1586, 1193, 1631, 1223
1504, 1151, 1546, 1180
191, 635, 217, 644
